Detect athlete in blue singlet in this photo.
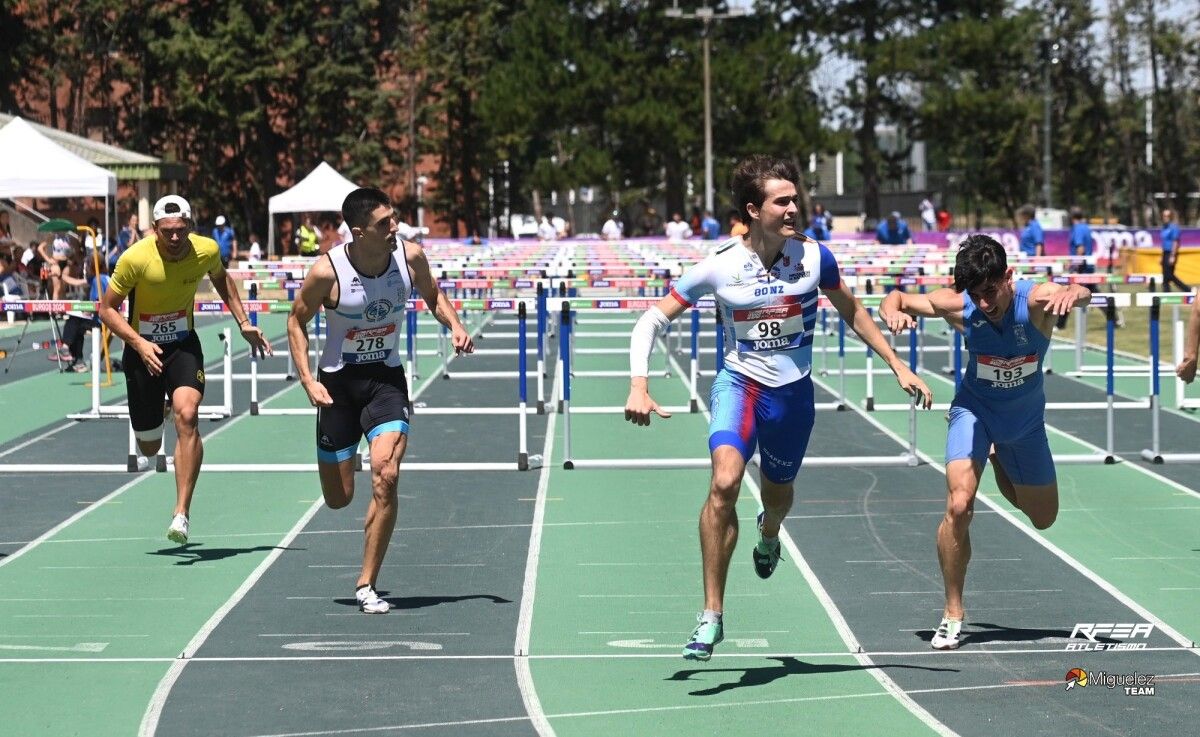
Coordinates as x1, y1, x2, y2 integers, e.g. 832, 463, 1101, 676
625, 155, 933, 660
879, 234, 1093, 650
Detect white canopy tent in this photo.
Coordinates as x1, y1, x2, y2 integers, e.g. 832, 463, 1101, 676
0, 117, 118, 243
267, 162, 359, 257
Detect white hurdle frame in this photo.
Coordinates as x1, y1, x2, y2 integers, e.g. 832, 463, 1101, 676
1140, 293, 1200, 463
559, 301, 919, 470
67, 328, 233, 421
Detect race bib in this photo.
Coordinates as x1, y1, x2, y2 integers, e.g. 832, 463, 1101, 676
342, 324, 396, 364
733, 302, 808, 352
975, 354, 1038, 387
139, 310, 189, 343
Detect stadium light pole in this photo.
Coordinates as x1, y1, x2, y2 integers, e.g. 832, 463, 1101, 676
1039, 30, 1061, 209
664, 3, 748, 215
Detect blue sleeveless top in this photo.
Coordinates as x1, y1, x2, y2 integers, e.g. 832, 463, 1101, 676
960, 279, 1049, 405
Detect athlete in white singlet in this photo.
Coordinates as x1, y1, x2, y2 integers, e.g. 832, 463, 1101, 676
624, 156, 933, 660
288, 187, 474, 614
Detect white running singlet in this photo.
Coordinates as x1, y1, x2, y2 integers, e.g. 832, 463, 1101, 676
670, 236, 842, 387
319, 243, 413, 372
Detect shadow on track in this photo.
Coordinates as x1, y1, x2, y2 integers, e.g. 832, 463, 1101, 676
148, 542, 303, 565
667, 656, 959, 696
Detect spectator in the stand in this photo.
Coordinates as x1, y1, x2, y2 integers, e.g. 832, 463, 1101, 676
1161, 208, 1188, 292
665, 212, 692, 243
1017, 204, 1044, 258
297, 214, 320, 256
936, 207, 951, 232
728, 211, 748, 238
690, 207, 704, 236
805, 204, 831, 241
537, 215, 557, 241
246, 233, 264, 263
1068, 208, 1095, 274
700, 210, 720, 240
60, 254, 116, 373
919, 198, 936, 231
875, 211, 913, 245
601, 212, 623, 240
38, 229, 77, 299
212, 214, 239, 266
0, 210, 12, 242
552, 214, 569, 239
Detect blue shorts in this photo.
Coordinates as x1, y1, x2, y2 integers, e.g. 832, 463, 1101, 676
708, 369, 815, 484
945, 394, 1055, 486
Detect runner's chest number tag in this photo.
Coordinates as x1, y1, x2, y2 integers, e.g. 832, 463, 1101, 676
343, 324, 396, 364
732, 303, 806, 352
976, 354, 1038, 385
139, 311, 188, 343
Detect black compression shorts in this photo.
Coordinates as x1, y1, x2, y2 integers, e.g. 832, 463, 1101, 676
316, 363, 411, 463
123, 332, 205, 432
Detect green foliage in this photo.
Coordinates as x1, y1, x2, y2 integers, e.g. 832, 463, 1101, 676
0, 0, 1196, 235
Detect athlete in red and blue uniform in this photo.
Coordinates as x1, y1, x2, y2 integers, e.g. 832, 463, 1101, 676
625, 155, 932, 660
880, 234, 1092, 650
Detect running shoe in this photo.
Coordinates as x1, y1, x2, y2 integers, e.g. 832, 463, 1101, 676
931, 616, 964, 650
752, 511, 783, 579
166, 513, 189, 544
69, 361, 89, 373
682, 614, 723, 661
355, 584, 390, 614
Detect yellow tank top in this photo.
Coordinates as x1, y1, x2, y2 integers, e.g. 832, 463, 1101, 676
108, 233, 221, 341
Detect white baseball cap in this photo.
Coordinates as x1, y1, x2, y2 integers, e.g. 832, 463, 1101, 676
153, 195, 192, 222
215, 215, 227, 226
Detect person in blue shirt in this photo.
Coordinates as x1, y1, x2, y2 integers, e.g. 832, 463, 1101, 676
880, 234, 1091, 650
875, 211, 913, 245
1160, 208, 1188, 291
804, 203, 831, 241
700, 210, 721, 240
1067, 207, 1095, 272
1017, 204, 1044, 257
212, 214, 239, 267
1059, 207, 1099, 328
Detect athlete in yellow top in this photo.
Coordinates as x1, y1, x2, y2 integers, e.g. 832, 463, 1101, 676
98, 194, 272, 544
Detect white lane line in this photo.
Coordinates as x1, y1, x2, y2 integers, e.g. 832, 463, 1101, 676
0, 422, 78, 459
578, 593, 771, 598
513, 349, 558, 737
847, 558, 1021, 564
137, 314, 494, 737
808, 371, 1200, 655
0, 369, 303, 572
577, 630, 792, 635
305, 564, 484, 569
0, 597, 185, 602
233, 670, 1200, 737
666, 352, 958, 737
3, 647, 1197, 665
869, 589, 1062, 596
0, 331, 289, 458
256, 633, 471, 637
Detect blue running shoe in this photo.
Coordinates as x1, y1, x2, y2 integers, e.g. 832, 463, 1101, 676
682, 615, 724, 661
752, 511, 782, 579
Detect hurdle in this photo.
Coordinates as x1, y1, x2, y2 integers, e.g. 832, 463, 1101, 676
849, 297, 1128, 465
1141, 295, 1200, 463
249, 301, 535, 470
67, 327, 234, 421
560, 300, 919, 470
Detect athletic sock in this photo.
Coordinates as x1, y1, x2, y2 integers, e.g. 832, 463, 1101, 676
701, 609, 721, 624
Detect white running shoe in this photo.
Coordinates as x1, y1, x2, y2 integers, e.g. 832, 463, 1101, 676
355, 584, 389, 614
931, 616, 964, 650
166, 514, 189, 544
